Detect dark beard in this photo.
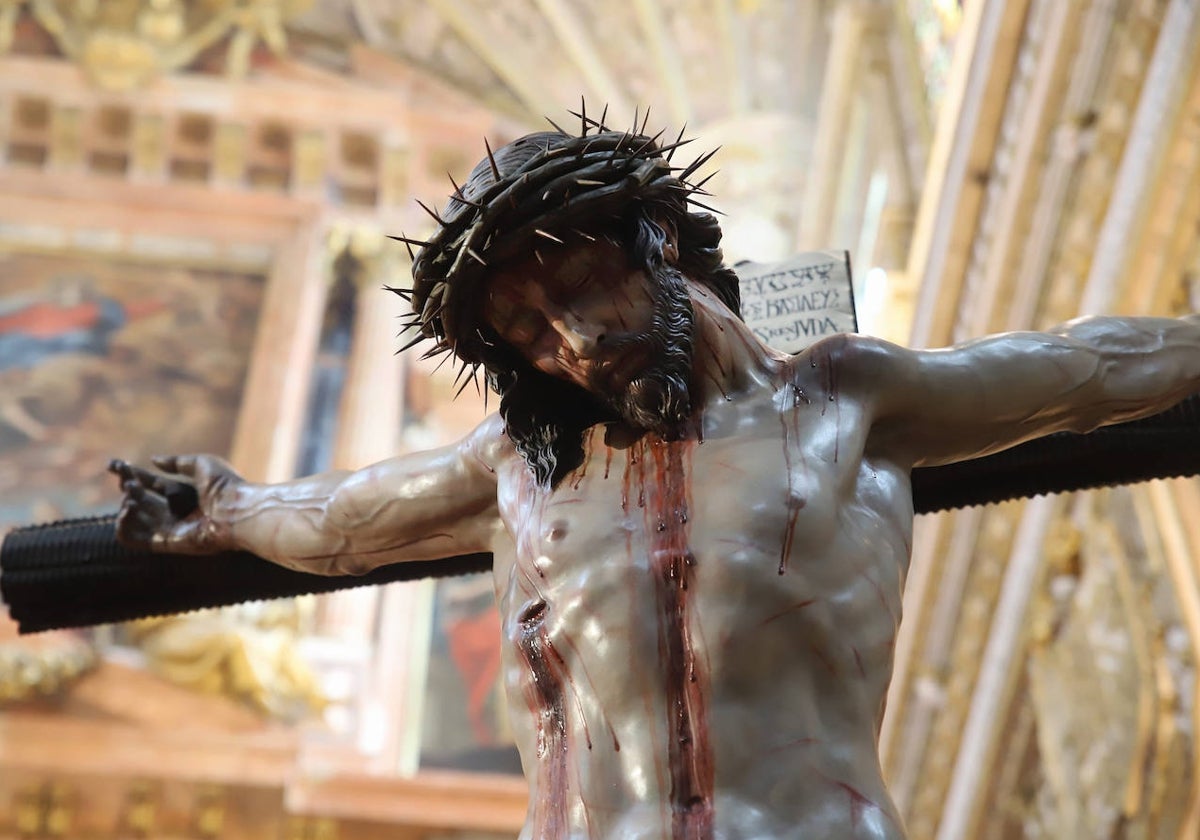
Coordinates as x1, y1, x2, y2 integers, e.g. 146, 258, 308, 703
597, 263, 696, 438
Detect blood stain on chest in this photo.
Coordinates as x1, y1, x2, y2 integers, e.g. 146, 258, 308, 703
777, 373, 810, 575
514, 599, 571, 839
820, 344, 842, 462
628, 436, 715, 839
571, 434, 593, 490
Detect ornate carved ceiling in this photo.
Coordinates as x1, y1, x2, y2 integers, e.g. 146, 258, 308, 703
284, 0, 943, 278
7, 0, 313, 90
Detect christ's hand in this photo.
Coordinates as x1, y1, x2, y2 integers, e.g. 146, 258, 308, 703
109, 455, 244, 555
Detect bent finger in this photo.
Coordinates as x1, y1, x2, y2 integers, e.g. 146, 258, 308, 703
151, 454, 185, 475
126, 464, 170, 495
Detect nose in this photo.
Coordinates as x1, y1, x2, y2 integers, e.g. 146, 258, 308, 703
549, 311, 605, 355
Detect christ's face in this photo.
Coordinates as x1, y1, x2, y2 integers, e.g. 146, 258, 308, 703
484, 238, 660, 392
483, 236, 697, 436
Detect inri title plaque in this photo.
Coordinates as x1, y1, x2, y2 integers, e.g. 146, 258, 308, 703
735, 250, 857, 354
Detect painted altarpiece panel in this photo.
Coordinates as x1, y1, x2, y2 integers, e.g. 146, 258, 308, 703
0, 250, 263, 531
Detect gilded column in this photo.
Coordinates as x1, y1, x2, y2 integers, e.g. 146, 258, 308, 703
322, 228, 433, 773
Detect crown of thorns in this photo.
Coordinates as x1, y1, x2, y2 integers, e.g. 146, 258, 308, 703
387, 106, 719, 398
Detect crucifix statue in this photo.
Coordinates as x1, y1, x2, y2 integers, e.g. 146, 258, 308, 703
7, 120, 1200, 839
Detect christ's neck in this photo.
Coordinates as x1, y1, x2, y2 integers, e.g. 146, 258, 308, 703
685, 282, 784, 410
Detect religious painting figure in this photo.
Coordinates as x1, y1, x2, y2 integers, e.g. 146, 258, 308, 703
0, 256, 261, 529
109, 123, 1200, 839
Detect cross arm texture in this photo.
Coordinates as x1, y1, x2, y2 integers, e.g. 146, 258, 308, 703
3, 393, 1198, 633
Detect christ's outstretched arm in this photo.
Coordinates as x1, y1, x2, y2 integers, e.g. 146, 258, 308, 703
112, 414, 509, 576
837, 314, 1200, 467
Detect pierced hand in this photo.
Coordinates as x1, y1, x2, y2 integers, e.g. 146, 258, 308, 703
109, 455, 244, 554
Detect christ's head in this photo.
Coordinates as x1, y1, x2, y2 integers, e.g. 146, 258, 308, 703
400, 123, 740, 484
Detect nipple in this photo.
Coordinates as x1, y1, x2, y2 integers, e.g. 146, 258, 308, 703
545, 519, 569, 542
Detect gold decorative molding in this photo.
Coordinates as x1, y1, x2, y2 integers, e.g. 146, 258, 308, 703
957, 0, 1082, 338
6, 0, 314, 92
0, 633, 96, 703
0, 0, 20, 54
905, 501, 1021, 837
951, 0, 1052, 340
1014, 489, 1197, 837
130, 111, 167, 179
0, 51, 495, 227
13, 781, 75, 837
1041, 0, 1167, 326
127, 605, 328, 722
283, 815, 339, 840
904, 0, 1033, 348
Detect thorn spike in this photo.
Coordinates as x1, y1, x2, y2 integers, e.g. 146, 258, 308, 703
415, 200, 445, 225
667, 123, 688, 162
431, 349, 455, 375
397, 333, 426, 353
535, 229, 564, 244
453, 362, 476, 398
387, 234, 433, 247
687, 199, 724, 215
680, 146, 720, 180
484, 137, 501, 181
447, 173, 482, 207
452, 361, 470, 388
656, 137, 694, 159
634, 128, 666, 156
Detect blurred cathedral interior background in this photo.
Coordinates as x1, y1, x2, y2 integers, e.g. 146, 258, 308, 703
2, 0, 1200, 837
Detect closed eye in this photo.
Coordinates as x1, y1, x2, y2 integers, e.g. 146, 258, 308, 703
558, 270, 591, 292
507, 311, 545, 344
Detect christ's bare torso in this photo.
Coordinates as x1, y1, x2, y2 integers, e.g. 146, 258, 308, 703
491, 349, 909, 840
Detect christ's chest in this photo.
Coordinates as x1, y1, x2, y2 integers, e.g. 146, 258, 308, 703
497, 414, 847, 588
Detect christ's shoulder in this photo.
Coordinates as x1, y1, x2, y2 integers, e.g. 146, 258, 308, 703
786, 332, 914, 391
461, 412, 518, 477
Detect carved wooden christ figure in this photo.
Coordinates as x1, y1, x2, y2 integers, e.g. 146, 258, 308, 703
110, 125, 1200, 839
